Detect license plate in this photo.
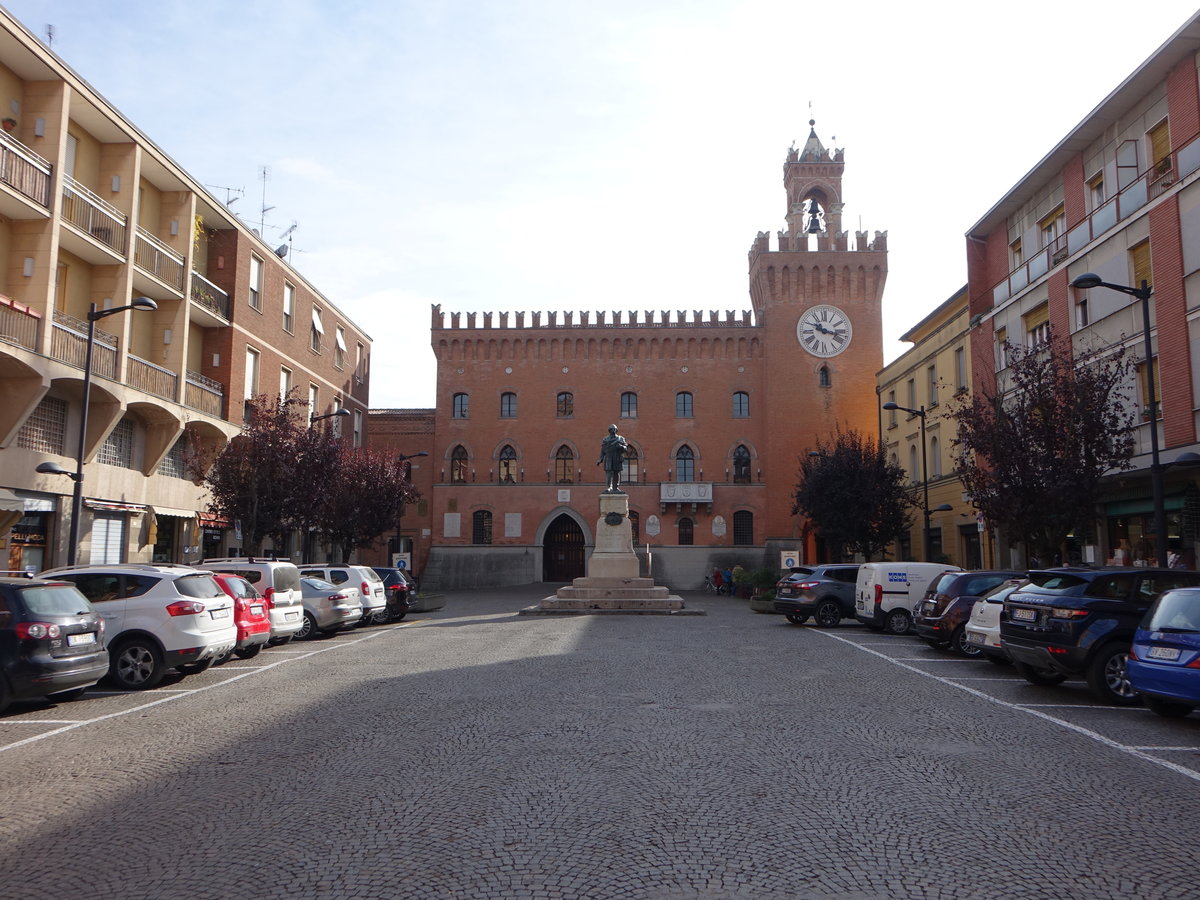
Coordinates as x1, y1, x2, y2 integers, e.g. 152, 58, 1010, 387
285, 611, 300, 621
1012, 607, 1037, 622
250, 605, 264, 616
1149, 646, 1182, 661
67, 632, 96, 646
210, 608, 231, 619
967, 631, 985, 645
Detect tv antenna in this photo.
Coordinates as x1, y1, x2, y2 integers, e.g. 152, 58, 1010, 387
274, 221, 299, 259
258, 165, 273, 234
206, 184, 244, 208
45, 24, 54, 47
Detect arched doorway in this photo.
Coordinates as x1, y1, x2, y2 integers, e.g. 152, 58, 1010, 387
543, 513, 585, 582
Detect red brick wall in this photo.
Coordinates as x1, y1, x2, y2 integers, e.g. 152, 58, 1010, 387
1149, 195, 1195, 447
1168, 54, 1200, 148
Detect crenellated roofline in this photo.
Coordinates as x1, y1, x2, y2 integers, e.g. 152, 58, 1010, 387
430, 305, 758, 331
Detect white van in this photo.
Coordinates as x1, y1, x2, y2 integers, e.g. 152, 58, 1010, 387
854, 562, 961, 635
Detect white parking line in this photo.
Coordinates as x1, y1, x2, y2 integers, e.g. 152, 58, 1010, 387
812, 629, 1200, 785
947, 677, 1029, 682
1128, 745, 1200, 752
0, 719, 84, 725
0, 625, 402, 754
891, 657, 976, 662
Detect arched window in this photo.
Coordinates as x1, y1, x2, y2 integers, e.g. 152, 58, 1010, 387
732, 391, 750, 418
931, 436, 941, 477
472, 510, 492, 545
675, 445, 695, 482
452, 393, 469, 419
555, 445, 575, 484
676, 391, 693, 418
818, 366, 831, 388
557, 392, 574, 417
732, 445, 751, 484
909, 445, 919, 484
629, 510, 640, 547
621, 391, 638, 418
451, 445, 469, 483
500, 392, 517, 418
678, 517, 694, 546
622, 447, 639, 484
498, 445, 517, 484
733, 510, 754, 545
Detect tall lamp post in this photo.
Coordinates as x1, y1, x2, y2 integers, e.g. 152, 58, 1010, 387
882, 401, 952, 562
1071, 273, 1169, 566
37, 297, 157, 566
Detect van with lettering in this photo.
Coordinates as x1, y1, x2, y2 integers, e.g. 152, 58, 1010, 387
854, 562, 961, 635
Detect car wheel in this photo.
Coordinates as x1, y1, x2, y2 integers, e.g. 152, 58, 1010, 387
391, 612, 407, 623
1144, 695, 1195, 718
295, 612, 317, 640
951, 626, 983, 659
213, 649, 232, 666
372, 608, 390, 625
814, 600, 841, 628
883, 608, 911, 635
234, 645, 262, 660
109, 639, 165, 690
785, 614, 808, 625
178, 658, 213, 676
1085, 644, 1140, 705
48, 686, 88, 702
1013, 661, 1066, 686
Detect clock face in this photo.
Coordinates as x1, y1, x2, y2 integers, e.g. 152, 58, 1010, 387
797, 304, 852, 357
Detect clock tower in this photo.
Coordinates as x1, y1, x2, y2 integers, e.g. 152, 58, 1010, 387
747, 120, 888, 548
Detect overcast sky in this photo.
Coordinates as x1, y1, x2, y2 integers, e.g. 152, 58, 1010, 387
5, 1, 1199, 408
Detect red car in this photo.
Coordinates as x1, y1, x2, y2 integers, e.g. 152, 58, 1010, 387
211, 573, 272, 661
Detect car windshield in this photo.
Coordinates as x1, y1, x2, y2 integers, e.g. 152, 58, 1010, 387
361, 568, 383, 583
1146, 591, 1200, 632
174, 573, 225, 599
931, 573, 959, 595
1025, 572, 1090, 592
272, 566, 301, 592
20, 584, 94, 616
302, 577, 336, 591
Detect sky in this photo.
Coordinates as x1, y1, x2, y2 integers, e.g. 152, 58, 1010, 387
5, 1, 1200, 408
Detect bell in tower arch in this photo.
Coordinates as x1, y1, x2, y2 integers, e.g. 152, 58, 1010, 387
805, 198, 824, 234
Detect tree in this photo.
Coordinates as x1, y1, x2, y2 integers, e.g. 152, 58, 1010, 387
792, 428, 912, 560
951, 329, 1136, 564
319, 448, 419, 564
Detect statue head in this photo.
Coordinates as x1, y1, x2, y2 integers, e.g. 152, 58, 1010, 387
608, 424, 618, 435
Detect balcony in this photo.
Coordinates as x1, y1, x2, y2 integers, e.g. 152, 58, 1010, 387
184, 369, 224, 418
133, 226, 185, 293
50, 309, 117, 379
61, 175, 127, 259
0, 294, 40, 350
659, 482, 714, 512
190, 271, 230, 322
128, 353, 178, 401
0, 130, 50, 216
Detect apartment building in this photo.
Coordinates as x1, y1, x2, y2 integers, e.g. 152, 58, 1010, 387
965, 12, 1200, 568
0, 10, 371, 571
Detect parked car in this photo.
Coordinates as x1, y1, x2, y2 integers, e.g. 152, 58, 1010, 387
42, 563, 237, 690
370, 567, 412, 623
854, 562, 961, 635
211, 573, 272, 662
963, 579, 1028, 665
1001, 567, 1200, 704
1128, 587, 1200, 718
913, 569, 1024, 656
0, 576, 109, 714
201, 558, 305, 644
773, 564, 859, 627
296, 576, 363, 639
298, 565, 386, 625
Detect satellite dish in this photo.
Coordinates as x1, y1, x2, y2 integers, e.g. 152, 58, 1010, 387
274, 244, 288, 257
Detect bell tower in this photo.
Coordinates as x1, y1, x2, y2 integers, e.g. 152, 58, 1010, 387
747, 120, 888, 548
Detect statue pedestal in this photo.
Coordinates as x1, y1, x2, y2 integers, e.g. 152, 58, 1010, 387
521, 491, 702, 616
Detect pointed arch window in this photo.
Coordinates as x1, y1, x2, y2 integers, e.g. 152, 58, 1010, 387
498, 445, 518, 484
732, 445, 751, 484
818, 366, 831, 388
678, 517, 694, 546
675, 445, 695, 482
555, 445, 575, 484
622, 447, 639, 484
451, 445, 469, 484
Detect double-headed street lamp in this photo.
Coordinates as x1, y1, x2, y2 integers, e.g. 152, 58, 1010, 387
36, 297, 157, 566
882, 401, 952, 562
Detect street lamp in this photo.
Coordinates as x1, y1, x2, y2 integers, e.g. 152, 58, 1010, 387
311, 407, 351, 425
41, 297, 157, 567
1071, 273, 1171, 566
882, 401, 948, 562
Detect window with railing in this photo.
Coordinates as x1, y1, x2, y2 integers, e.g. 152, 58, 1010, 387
98, 418, 134, 468
499, 445, 518, 483
17, 396, 66, 454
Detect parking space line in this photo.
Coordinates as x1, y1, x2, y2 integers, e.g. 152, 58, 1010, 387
1016, 703, 1142, 710
812, 629, 1200, 785
890, 657, 976, 662
946, 677, 1029, 682
0, 719, 85, 725
1128, 745, 1200, 752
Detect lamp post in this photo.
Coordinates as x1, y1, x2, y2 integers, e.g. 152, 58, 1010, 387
393, 451, 428, 565
1071, 273, 1170, 566
882, 401, 952, 562
39, 297, 157, 567
311, 407, 350, 426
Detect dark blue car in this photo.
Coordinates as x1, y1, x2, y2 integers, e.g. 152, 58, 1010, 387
1128, 586, 1200, 718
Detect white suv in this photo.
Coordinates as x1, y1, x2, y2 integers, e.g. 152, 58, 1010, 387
41, 563, 237, 690
298, 565, 387, 624
200, 558, 306, 643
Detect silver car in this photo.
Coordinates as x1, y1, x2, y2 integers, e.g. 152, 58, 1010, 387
296, 576, 363, 639
298, 565, 387, 624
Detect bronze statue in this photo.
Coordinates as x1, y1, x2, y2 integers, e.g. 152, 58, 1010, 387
597, 424, 628, 492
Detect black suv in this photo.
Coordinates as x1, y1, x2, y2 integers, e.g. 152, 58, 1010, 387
913, 569, 1024, 657
1001, 567, 1200, 704
371, 567, 412, 623
773, 565, 859, 627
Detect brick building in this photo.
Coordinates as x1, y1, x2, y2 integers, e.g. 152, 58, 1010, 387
374, 123, 888, 590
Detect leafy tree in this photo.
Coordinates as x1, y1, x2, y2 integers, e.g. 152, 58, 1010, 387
951, 329, 1136, 563
319, 448, 419, 564
792, 428, 912, 560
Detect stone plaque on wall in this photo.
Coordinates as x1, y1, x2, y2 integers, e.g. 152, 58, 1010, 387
646, 515, 661, 536
712, 516, 726, 537
505, 513, 521, 537
443, 513, 461, 538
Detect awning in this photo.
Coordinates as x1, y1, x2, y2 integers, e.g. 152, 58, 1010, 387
84, 499, 147, 514
311, 307, 325, 334
152, 506, 195, 518
0, 488, 22, 537
199, 512, 231, 528
335, 328, 347, 351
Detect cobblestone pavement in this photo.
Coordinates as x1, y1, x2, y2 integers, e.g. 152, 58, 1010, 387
3, 585, 1200, 899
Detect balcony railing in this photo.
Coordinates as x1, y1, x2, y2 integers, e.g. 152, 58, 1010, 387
50, 309, 117, 379
0, 294, 40, 350
190, 271, 230, 319
61, 175, 127, 254
0, 131, 50, 207
128, 353, 178, 401
185, 369, 224, 418
134, 226, 185, 290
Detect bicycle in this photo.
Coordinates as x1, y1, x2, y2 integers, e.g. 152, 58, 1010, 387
703, 575, 719, 593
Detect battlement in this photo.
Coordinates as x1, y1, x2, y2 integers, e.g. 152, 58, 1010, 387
747, 229, 888, 262
431, 305, 758, 331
